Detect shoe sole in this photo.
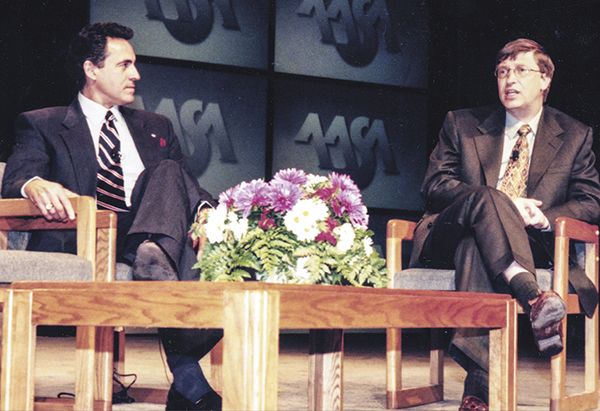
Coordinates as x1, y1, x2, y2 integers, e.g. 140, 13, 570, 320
531, 294, 566, 357
531, 296, 566, 330
537, 334, 563, 357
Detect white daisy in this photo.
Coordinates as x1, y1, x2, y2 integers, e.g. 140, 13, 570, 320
334, 223, 355, 253
204, 206, 228, 243
284, 198, 329, 242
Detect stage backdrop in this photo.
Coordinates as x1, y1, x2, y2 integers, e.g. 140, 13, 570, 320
91, 0, 428, 211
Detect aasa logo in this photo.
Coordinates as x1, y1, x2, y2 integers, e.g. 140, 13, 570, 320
294, 113, 398, 188
144, 0, 240, 44
296, 0, 401, 67
136, 96, 236, 177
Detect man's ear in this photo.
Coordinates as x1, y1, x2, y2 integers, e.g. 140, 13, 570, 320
83, 60, 97, 81
540, 74, 552, 94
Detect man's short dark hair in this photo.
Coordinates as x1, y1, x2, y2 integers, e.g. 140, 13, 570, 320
496, 38, 554, 102
68, 22, 134, 90
496, 38, 555, 80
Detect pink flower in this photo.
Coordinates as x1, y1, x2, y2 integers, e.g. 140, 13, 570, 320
325, 217, 339, 231
316, 230, 337, 245
268, 181, 305, 213
314, 186, 336, 202
272, 168, 308, 186
234, 179, 270, 218
259, 209, 276, 230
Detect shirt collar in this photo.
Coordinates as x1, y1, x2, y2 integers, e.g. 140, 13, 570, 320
505, 108, 543, 139
78, 92, 123, 125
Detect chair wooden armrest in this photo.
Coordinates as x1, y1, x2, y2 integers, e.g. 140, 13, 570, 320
554, 216, 599, 306
0, 197, 117, 282
386, 219, 417, 278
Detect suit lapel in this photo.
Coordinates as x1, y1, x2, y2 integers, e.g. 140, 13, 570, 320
59, 99, 97, 195
474, 108, 505, 187
528, 108, 564, 193
120, 107, 154, 167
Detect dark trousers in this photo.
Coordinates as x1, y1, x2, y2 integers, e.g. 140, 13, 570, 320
116, 160, 223, 371
419, 186, 552, 371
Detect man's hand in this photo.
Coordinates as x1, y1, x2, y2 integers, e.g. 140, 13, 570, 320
512, 198, 550, 229
23, 179, 78, 222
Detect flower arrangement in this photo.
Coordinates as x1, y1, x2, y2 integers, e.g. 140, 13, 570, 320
189, 168, 388, 287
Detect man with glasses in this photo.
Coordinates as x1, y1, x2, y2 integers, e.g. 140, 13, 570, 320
409, 38, 600, 411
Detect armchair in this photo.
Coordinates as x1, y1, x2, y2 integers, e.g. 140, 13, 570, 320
1, 161, 223, 408
0, 161, 118, 410
386, 217, 599, 410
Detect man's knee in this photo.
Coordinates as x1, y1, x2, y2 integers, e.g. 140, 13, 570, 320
154, 159, 184, 177
463, 186, 514, 213
466, 186, 504, 202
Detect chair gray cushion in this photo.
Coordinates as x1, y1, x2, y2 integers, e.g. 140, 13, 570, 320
0, 250, 93, 281
1, 162, 94, 282
392, 267, 558, 293
2, 161, 132, 282
116, 262, 133, 281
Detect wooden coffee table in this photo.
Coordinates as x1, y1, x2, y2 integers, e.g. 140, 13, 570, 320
1, 281, 517, 410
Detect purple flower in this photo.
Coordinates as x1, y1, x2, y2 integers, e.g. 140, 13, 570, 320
218, 185, 238, 209
233, 179, 270, 218
272, 168, 308, 186
336, 189, 368, 228
349, 204, 369, 228
330, 172, 360, 195
268, 180, 305, 213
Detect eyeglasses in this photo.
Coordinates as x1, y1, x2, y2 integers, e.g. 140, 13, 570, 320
494, 65, 543, 79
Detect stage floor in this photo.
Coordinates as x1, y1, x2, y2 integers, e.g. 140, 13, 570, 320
32, 327, 596, 410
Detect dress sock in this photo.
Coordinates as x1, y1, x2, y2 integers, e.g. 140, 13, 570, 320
463, 364, 489, 404
509, 271, 540, 313
171, 360, 213, 403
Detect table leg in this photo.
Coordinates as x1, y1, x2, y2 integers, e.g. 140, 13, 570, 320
488, 300, 517, 411
222, 290, 280, 411
72, 326, 114, 411
309, 329, 344, 411
1, 290, 36, 411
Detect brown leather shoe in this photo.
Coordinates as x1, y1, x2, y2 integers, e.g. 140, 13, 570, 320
459, 395, 488, 411
132, 240, 178, 281
529, 290, 566, 357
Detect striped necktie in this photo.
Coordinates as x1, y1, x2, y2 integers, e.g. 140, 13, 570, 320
96, 111, 128, 212
498, 124, 531, 199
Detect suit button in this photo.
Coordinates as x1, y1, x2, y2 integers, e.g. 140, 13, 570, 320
427, 222, 433, 228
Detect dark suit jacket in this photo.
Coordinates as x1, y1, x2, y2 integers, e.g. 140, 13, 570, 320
409, 105, 600, 268
1, 98, 208, 253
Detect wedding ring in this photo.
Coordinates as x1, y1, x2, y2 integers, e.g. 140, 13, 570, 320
45, 203, 54, 211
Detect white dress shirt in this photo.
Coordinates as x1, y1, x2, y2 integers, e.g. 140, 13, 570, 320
78, 93, 145, 206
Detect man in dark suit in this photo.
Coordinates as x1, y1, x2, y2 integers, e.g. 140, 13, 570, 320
409, 39, 600, 411
2, 23, 222, 410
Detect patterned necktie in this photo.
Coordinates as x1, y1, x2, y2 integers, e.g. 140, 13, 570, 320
96, 111, 128, 212
498, 124, 531, 199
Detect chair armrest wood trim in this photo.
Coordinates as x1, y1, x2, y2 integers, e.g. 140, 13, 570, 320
555, 217, 600, 244
386, 220, 418, 284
